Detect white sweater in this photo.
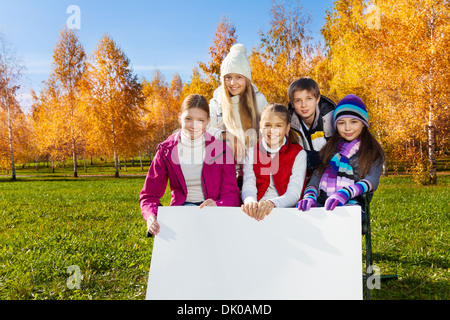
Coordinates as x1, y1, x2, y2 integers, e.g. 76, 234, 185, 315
178, 131, 205, 203
241, 138, 307, 208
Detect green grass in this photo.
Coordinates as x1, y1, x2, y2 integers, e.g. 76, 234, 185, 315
368, 174, 449, 299
0, 172, 448, 300
5, 157, 151, 177
0, 175, 170, 299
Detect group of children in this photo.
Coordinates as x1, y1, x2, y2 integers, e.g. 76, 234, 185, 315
140, 44, 385, 236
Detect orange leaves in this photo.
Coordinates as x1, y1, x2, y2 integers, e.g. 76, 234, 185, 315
322, 0, 449, 182
249, 0, 323, 105
82, 34, 144, 167
199, 16, 237, 86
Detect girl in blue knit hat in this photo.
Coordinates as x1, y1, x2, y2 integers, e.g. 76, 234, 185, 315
297, 94, 385, 211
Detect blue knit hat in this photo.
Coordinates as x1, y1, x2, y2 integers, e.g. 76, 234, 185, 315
333, 94, 369, 127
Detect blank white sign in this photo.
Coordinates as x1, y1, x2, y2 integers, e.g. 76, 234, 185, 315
146, 206, 362, 300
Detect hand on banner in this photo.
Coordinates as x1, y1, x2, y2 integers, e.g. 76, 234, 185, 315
147, 214, 161, 235
241, 200, 275, 221
199, 199, 217, 208
241, 201, 259, 219
297, 198, 317, 211
256, 200, 275, 220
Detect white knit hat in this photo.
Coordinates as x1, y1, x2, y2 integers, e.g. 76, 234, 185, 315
220, 43, 252, 81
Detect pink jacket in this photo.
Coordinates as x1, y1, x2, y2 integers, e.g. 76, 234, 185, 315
139, 130, 240, 221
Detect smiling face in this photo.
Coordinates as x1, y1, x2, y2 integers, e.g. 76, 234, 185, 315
260, 112, 290, 149
179, 107, 210, 140
336, 117, 364, 141
292, 90, 320, 127
224, 73, 247, 96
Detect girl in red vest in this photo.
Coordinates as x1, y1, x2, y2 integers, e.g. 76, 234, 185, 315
241, 104, 307, 221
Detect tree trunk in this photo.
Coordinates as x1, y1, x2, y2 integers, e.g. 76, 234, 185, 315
427, 114, 437, 185
73, 149, 78, 178
3, 97, 16, 180
114, 152, 119, 178
8, 113, 16, 181
110, 106, 119, 178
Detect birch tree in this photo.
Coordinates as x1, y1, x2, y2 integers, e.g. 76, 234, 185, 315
81, 34, 144, 178
0, 32, 25, 180
50, 27, 86, 177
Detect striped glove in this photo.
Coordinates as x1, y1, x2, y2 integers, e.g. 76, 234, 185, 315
325, 180, 373, 211
297, 186, 318, 212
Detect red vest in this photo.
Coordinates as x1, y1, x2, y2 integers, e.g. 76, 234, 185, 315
253, 140, 304, 201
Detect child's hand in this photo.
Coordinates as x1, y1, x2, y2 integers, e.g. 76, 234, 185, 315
297, 198, 317, 211
241, 201, 259, 219
146, 215, 160, 235
241, 201, 274, 221
256, 200, 275, 220
199, 199, 217, 208
324, 190, 349, 211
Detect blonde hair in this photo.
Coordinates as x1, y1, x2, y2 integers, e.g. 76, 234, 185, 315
220, 77, 259, 147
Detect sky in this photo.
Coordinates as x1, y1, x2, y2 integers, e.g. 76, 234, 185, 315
0, 0, 335, 109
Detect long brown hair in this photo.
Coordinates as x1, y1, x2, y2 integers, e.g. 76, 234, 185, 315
319, 126, 385, 178
260, 103, 299, 145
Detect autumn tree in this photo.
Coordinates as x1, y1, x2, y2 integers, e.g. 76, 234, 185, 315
367, 0, 449, 184
199, 16, 237, 89
49, 27, 86, 177
81, 34, 144, 178
180, 16, 239, 103
250, 0, 319, 104
322, 0, 450, 184
142, 70, 180, 152
31, 81, 70, 172
180, 67, 216, 102
0, 32, 26, 180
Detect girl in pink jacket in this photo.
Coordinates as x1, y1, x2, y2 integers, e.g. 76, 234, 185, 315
139, 94, 240, 235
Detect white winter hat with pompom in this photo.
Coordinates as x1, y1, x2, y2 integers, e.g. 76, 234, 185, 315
220, 43, 252, 81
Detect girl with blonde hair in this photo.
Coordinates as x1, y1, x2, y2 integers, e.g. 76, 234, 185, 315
209, 43, 268, 188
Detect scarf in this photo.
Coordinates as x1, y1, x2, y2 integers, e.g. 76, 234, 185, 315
319, 138, 361, 196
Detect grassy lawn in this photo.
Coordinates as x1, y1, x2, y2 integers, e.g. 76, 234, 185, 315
368, 174, 449, 299
0, 168, 448, 300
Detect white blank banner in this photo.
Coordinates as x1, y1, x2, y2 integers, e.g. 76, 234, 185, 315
146, 206, 362, 300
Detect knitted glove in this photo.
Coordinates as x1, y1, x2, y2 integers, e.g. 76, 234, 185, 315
325, 180, 373, 211
324, 190, 349, 210
297, 186, 318, 211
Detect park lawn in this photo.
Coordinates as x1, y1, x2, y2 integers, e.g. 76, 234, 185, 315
0, 175, 159, 299
368, 173, 449, 299
0, 173, 448, 300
